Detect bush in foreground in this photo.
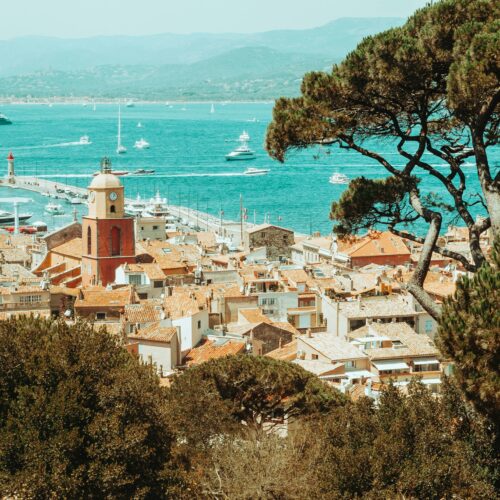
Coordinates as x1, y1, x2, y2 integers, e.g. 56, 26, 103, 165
0, 317, 179, 498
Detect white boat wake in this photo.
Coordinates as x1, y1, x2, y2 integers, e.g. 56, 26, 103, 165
0, 140, 90, 151
38, 172, 248, 179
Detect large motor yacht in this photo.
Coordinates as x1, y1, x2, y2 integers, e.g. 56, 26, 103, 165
226, 131, 256, 161
125, 194, 147, 216
0, 210, 32, 225
144, 191, 169, 217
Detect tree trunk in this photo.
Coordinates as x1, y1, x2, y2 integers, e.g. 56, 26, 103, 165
472, 128, 500, 239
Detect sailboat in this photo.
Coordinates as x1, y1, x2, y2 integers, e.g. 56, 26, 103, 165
210, 103, 215, 114
116, 105, 127, 154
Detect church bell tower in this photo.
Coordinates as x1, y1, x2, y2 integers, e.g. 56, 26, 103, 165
81, 158, 136, 286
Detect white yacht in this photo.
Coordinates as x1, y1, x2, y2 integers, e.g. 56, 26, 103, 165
239, 130, 250, 142
329, 172, 349, 185
134, 138, 150, 149
144, 191, 169, 217
126, 100, 135, 108
45, 203, 65, 215
137, 121, 143, 128
226, 130, 256, 161
125, 194, 147, 216
79, 135, 91, 145
0, 210, 32, 225
116, 105, 127, 154
244, 167, 270, 176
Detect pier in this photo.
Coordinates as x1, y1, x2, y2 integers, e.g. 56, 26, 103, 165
0, 176, 256, 245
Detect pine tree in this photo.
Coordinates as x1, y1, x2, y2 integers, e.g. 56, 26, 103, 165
437, 240, 500, 445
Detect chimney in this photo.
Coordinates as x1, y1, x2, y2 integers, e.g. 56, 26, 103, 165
307, 328, 312, 338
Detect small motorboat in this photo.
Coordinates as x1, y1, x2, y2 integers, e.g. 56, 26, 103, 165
244, 167, 270, 176
93, 170, 129, 177
45, 203, 65, 215
79, 135, 91, 145
0, 113, 12, 125
133, 169, 155, 175
134, 138, 150, 149
137, 122, 143, 128
329, 172, 349, 185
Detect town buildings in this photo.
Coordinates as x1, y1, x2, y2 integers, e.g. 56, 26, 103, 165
0, 155, 481, 401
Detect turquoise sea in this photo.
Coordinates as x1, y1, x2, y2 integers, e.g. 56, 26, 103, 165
0, 103, 496, 234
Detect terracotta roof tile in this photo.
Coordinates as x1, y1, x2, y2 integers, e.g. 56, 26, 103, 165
344, 231, 410, 258
75, 286, 134, 308
128, 323, 178, 343
51, 238, 83, 259
124, 302, 164, 323
184, 338, 245, 366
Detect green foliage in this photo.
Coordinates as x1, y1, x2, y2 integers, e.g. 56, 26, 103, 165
166, 355, 346, 439
438, 240, 500, 436
196, 381, 497, 499
0, 317, 177, 498
330, 175, 418, 236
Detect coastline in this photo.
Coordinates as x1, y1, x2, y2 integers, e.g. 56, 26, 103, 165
0, 98, 276, 105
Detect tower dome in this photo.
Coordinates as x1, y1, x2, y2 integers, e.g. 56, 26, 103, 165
89, 157, 122, 189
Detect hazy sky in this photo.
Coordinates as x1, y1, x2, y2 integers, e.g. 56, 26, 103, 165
3, 0, 430, 39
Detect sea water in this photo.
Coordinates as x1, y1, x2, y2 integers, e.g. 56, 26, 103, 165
0, 102, 496, 234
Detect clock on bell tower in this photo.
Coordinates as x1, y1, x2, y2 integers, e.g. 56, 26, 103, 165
81, 157, 136, 286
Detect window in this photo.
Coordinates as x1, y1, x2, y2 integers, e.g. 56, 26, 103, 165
111, 226, 121, 256
261, 231, 266, 237
311, 354, 319, 360
153, 225, 159, 230
19, 294, 42, 304
87, 226, 92, 254
96, 312, 106, 320
110, 205, 116, 213
128, 274, 142, 286
197, 320, 201, 329
138, 293, 148, 300
345, 360, 355, 369
153, 280, 163, 288
425, 319, 434, 333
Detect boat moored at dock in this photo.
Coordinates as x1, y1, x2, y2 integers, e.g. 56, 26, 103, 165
45, 203, 65, 215
0, 210, 32, 225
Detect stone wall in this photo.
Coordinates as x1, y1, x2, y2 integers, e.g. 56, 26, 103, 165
245, 226, 294, 260
44, 222, 82, 251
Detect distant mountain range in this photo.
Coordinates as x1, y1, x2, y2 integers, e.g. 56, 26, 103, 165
0, 18, 404, 100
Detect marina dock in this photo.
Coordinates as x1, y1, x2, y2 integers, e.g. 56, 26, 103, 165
0, 176, 256, 244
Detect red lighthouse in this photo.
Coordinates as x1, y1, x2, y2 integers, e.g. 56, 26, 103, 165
81, 158, 136, 286
7, 151, 15, 182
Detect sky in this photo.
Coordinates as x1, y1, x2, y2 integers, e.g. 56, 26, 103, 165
3, 0, 430, 39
